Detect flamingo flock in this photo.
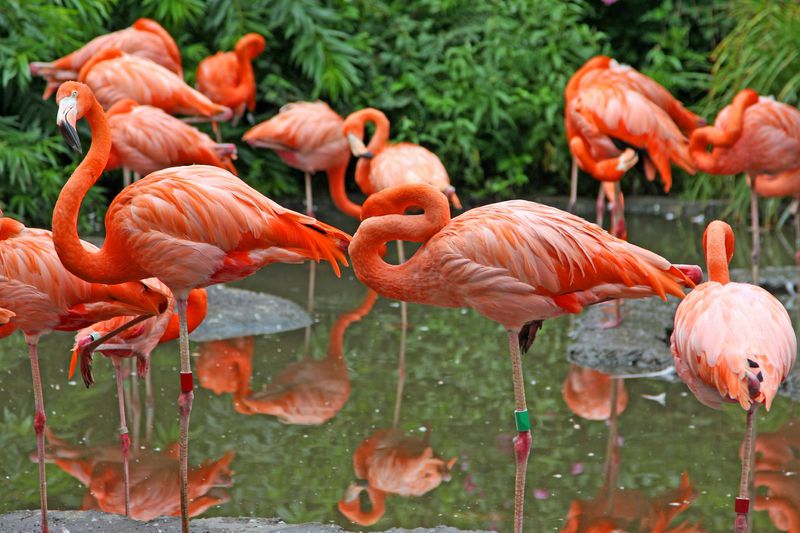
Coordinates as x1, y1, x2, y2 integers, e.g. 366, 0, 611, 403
1, 16, 794, 533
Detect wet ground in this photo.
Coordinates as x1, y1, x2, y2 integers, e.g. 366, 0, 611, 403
2, 198, 800, 532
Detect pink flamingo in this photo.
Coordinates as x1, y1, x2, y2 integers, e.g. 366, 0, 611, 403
30, 18, 182, 99
0, 217, 168, 533
52, 81, 351, 533
349, 183, 701, 533
671, 220, 796, 532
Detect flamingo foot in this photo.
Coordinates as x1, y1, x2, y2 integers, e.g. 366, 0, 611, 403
120, 431, 131, 517
178, 389, 194, 533
734, 513, 748, 533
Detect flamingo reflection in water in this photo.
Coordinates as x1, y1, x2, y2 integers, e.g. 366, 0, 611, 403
196, 289, 377, 425
751, 418, 800, 532
38, 430, 234, 521
560, 365, 706, 532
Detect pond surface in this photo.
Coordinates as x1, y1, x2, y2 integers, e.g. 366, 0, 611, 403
1, 204, 799, 532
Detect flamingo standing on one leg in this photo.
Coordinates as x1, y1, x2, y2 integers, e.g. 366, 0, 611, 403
52, 81, 351, 533
0, 217, 168, 533
689, 89, 800, 282
30, 18, 182, 99
349, 183, 701, 533
104, 100, 237, 186
196, 33, 266, 133
70, 284, 208, 517
243, 101, 352, 217
77, 49, 232, 123
671, 220, 796, 533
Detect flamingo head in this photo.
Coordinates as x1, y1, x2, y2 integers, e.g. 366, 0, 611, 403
56, 81, 94, 153
236, 33, 266, 59
346, 133, 373, 159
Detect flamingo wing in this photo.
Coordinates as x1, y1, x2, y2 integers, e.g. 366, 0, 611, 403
671, 282, 796, 410
106, 166, 350, 290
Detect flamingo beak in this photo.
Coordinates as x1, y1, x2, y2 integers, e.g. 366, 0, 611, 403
347, 133, 373, 159
444, 186, 462, 209
57, 95, 81, 153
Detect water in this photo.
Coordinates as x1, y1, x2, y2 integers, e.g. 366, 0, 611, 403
1, 207, 799, 531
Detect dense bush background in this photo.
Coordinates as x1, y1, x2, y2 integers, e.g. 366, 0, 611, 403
0, 0, 794, 228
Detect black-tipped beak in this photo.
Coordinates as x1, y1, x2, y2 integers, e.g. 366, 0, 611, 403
57, 95, 81, 153
346, 132, 372, 159
360, 151, 374, 160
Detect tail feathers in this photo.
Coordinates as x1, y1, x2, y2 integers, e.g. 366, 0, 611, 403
272, 211, 351, 277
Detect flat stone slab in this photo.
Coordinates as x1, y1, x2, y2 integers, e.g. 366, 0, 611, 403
190, 285, 311, 342
567, 267, 800, 401
0, 511, 490, 533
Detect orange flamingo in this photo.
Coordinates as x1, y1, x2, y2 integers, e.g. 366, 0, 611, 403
0, 217, 168, 533
349, 183, 701, 533
565, 56, 700, 236
562, 364, 628, 421
52, 81, 351, 533
77, 49, 232, 122
105, 100, 237, 186
689, 89, 800, 282
338, 428, 457, 526
70, 283, 207, 517
234, 289, 377, 424
196, 34, 266, 126
243, 101, 351, 216
41, 431, 234, 522
671, 220, 796, 533
30, 18, 182, 100
197, 336, 254, 397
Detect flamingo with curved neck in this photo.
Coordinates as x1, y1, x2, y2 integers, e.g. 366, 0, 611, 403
350, 183, 700, 533
688, 89, 800, 282
671, 220, 796, 533
196, 33, 266, 126
52, 81, 351, 533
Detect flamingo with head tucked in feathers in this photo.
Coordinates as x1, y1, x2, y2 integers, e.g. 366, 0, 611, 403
349, 183, 701, 533
52, 80, 351, 533
671, 220, 796, 533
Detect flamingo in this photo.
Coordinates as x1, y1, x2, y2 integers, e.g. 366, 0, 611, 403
197, 337, 254, 397
349, 183, 701, 533
337, 428, 457, 526
565, 56, 700, 241
0, 217, 168, 533
41, 431, 234, 522
233, 289, 377, 424
689, 89, 800, 282
671, 220, 796, 533
196, 33, 266, 128
52, 81, 351, 533
77, 49, 232, 122
70, 283, 207, 517
30, 18, 182, 100
561, 364, 628, 421
105, 100, 237, 186
751, 419, 800, 531
242, 101, 351, 217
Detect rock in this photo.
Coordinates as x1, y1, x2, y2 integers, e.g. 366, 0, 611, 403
189, 285, 311, 342
0, 511, 491, 533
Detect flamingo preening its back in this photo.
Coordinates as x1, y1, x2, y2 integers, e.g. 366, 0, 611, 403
349, 183, 701, 533
52, 80, 351, 533
671, 220, 796, 533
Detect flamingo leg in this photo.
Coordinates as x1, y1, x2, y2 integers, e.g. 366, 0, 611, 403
176, 295, 193, 533
130, 358, 141, 452
145, 366, 154, 445
792, 199, 800, 263
123, 168, 131, 188
735, 405, 758, 533
212, 120, 221, 143
304, 171, 314, 217
606, 182, 624, 328
112, 357, 131, 518
507, 328, 532, 533
397, 241, 408, 333
567, 156, 578, 213
303, 261, 317, 358
750, 179, 760, 284
392, 285, 407, 430
596, 185, 605, 227
133, 172, 141, 182
604, 378, 621, 514
26, 337, 49, 533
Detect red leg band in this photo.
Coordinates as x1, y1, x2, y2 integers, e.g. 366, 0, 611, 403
735, 497, 750, 514
180, 372, 194, 393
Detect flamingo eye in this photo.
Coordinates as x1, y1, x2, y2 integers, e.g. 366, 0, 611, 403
71, 90, 78, 97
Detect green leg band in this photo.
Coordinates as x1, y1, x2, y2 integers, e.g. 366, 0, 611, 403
514, 409, 531, 432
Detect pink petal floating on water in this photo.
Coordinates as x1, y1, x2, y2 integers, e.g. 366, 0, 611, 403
533, 488, 550, 500
571, 462, 584, 475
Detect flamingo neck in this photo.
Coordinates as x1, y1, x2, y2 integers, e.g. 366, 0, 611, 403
52, 98, 146, 284
229, 46, 256, 100
349, 188, 450, 302
565, 56, 610, 100
327, 289, 378, 359
704, 222, 733, 284
338, 485, 387, 526
326, 163, 361, 219
689, 90, 758, 174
